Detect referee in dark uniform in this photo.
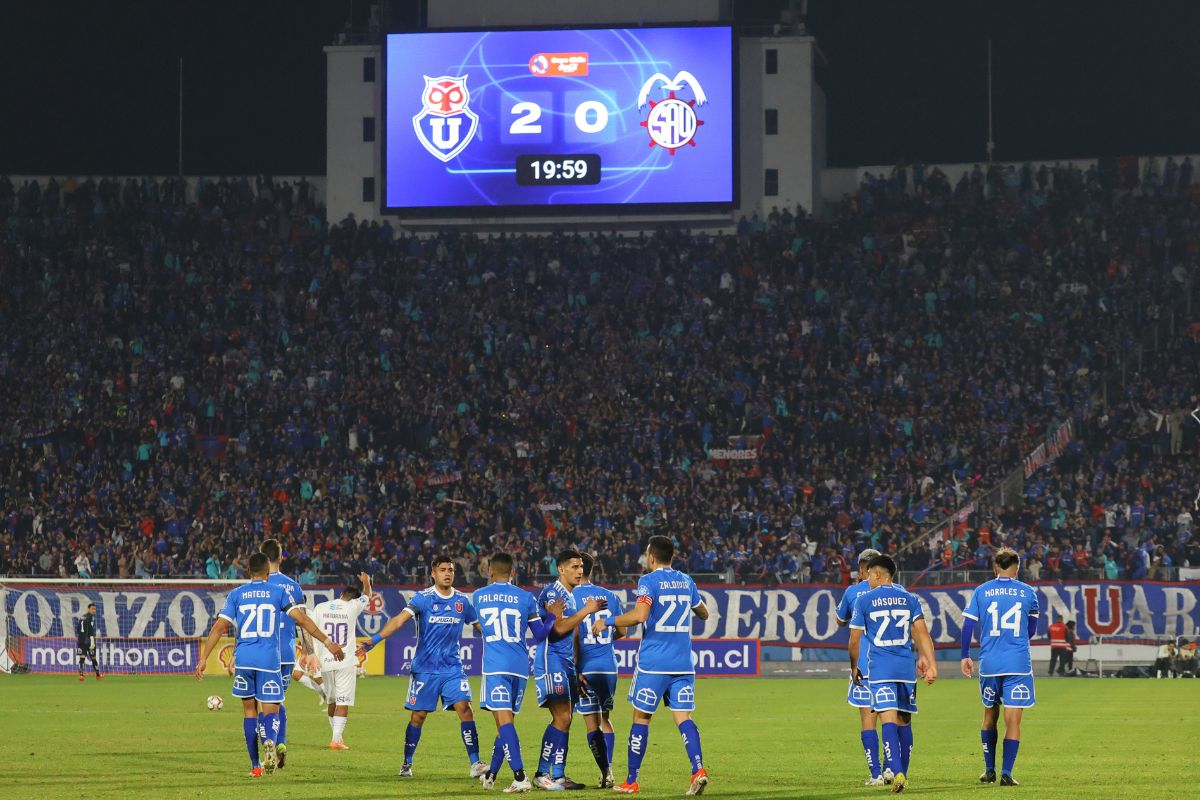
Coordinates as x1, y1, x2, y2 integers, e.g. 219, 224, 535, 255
76, 602, 102, 680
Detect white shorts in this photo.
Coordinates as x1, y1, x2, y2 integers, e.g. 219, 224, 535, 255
324, 667, 357, 706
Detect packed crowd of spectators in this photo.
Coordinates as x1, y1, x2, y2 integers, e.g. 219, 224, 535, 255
0, 158, 1196, 588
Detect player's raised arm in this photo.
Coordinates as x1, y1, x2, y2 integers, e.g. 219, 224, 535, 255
911, 617, 937, 685
289, 605, 346, 661
554, 594, 604, 636
358, 571, 374, 599
195, 616, 230, 681
527, 597, 565, 643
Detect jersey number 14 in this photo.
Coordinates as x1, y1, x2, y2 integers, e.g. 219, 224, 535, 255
987, 601, 1023, 637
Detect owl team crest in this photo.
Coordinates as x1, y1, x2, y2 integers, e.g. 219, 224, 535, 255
412, 75, 479, 162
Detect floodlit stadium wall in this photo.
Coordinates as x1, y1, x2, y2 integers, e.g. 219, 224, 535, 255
3, 580, 1194, 675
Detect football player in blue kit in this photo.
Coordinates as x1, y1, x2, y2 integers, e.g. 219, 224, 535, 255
574, 552, 626, 788
196, 552, 346, 778
836, 548, 888, 786
472, 551, 565, 793
960, 547, 1040, 786
532, 550, 608, 791
848, 554, 937, 795
595, 535, 711, 796
261, 538, 304, 768
359, 555, 485, 779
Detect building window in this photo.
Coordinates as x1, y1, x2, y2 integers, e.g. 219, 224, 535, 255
362, 177, 375, 203
765, 49, 778, 74
765, 108, 778, 135
363, 116, 376, 142
764, 169, 779, 197
363, 57, 376, 82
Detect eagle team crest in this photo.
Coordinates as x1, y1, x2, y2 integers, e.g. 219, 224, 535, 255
412, 75, 479, 162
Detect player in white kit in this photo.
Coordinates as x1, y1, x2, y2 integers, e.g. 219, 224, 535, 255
312, 572, 374, 749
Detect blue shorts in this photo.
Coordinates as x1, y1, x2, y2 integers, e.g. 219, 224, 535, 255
979, 674, 1035, 708
481, 674, 528, 713
868, 680, 918, 714
847, 677, 874, 708
576, 673, 617, 715
279, 663, 294, 697
232, 667, 285, 703
406, 671, 472, 712
535, 659, 580, 708
628, 671, 696, 714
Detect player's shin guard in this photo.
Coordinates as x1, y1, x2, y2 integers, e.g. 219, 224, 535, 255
897, 725, 913, 775
861, 730, 882, 778
678, 719, 704, 773
499, 723, 525, 775
243, 718, 261, 768
489, 735, 506, 776
552, 728, 569, 779
461, 721, 481, 764
627, 723, 650, 785
537, 725, 557, 775
404, 723, 422, 764
881, 723, 902, 777
1001, 738, 1019, 777
981, 729, 998, 773
261, 713, 280, 746
588, 730, 609, 773
277, 705, 287, 745
604, 732, 615, 770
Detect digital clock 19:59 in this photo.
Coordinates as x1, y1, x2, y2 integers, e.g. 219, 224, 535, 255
515, 154, 602, 186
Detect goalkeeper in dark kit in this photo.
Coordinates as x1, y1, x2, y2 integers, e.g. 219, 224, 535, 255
76, 602, 102, 680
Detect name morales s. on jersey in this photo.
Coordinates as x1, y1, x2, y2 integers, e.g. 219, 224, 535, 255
406, 587, 477, 673
635, 568, 702, 675
963, 576, 1040, 676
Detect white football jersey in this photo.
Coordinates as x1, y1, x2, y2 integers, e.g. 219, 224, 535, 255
312, 596, 369, 672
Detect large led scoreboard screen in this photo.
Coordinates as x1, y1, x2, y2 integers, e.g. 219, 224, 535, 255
382, 25, 736, 215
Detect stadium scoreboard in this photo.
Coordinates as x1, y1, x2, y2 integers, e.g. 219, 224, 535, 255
383, 24, 736, 215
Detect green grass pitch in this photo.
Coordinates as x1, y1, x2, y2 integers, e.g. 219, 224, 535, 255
1, 674, 1189, 799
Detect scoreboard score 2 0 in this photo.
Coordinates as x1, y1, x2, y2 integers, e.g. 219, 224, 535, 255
383, 25, 736, 215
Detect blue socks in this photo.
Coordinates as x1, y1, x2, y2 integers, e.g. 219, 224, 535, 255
861, 730, 882, 778
603, 732, 615, 769
461, 721, 480, 764
404, 723, 422, 764
499, 723, 525, 774
982, 729, 998, 772
881, 722, 902, 776
627, 723, 650, 785
897, 725, 913, 775
678, 719, 704, 773
489, 736, 506, 776
243, 717, 260, 767
277, 704, 287, 746
1002, 738, 1020, 777
538, 725, 568, 777
588, 730, 609, 773
260, 713, 279, 747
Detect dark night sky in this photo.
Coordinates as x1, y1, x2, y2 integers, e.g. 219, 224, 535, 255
1, 1, 1196, 175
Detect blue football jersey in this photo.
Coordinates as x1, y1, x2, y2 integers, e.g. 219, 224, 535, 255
850, 583, 923, 682
635, 568, 702, 675
534, 580, 579, 672
963, 576, 1040, 676
575, 582, 624, 674
267, 571, 304, 664
837, 579, 873, 676
406, 587, 478, 673
218, 580, 296, 672
473, 581, 540, 677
